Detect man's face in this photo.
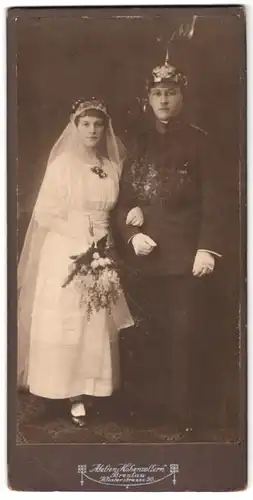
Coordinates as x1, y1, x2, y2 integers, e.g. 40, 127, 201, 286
148, 83, 183, 122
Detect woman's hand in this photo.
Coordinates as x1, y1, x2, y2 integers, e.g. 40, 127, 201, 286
126, 206, 144, 227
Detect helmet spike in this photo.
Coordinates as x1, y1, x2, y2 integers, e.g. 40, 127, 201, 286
147, 48, 188, 90
165, 46, 169, 66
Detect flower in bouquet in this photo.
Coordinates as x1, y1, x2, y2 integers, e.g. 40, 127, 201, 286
62, 235, 122, 320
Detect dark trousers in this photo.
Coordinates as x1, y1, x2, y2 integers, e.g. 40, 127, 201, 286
127, 274, 205, 426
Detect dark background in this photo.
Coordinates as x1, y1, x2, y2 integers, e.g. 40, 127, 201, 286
16, 7, 245, 436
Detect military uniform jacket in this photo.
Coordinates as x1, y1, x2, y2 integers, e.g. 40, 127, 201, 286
114, 116, 224, 276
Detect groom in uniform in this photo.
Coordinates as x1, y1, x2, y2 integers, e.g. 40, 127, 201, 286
115, 53, 224, 435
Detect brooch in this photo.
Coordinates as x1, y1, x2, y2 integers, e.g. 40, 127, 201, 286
90, 165, 108, 179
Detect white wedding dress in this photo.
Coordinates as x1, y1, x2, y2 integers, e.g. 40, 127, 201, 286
22, 151, 133, 399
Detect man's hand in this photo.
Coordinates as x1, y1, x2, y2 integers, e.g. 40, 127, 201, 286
126, 206, 144, 227
132, 233, 157, 256
192, 250, 215, 277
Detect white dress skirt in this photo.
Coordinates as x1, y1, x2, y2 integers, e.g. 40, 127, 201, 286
22, 152, 134, 399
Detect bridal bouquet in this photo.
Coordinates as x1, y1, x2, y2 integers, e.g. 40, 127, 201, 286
62, 235, 121, 320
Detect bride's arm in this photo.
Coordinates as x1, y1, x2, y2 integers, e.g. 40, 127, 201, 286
34, 156, 88, 240
126, 206, 144, 227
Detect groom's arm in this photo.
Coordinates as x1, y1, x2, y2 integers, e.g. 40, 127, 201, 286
114, 155, 142, 244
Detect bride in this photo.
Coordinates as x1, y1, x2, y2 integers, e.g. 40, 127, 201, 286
17, 98, 142, 426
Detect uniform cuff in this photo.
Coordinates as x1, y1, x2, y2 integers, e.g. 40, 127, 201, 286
197, 249, 222, 258
128, 234, 140, 244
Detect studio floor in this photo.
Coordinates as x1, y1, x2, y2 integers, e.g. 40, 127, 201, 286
16, 390, 239, 445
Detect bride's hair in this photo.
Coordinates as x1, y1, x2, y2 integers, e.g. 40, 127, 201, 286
71, 98, 109, 126
74, 108, 108, 127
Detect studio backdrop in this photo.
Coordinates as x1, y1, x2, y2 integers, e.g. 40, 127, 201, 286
16, 8, 245, 431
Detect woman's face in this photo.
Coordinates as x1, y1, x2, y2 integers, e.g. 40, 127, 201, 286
76, 114, 105, 149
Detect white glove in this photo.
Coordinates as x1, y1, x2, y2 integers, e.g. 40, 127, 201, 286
126, 206, 144, 227
132, 233, 157, 256
192, 250, 215, 277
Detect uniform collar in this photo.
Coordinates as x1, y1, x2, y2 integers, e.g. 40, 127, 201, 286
132, 111, 188, 138
155, 115, 186, 135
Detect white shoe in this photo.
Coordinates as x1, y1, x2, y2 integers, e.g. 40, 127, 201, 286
71, 402, 86, 417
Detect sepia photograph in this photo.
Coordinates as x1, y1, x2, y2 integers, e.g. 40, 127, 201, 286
8, 5, 246, 491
